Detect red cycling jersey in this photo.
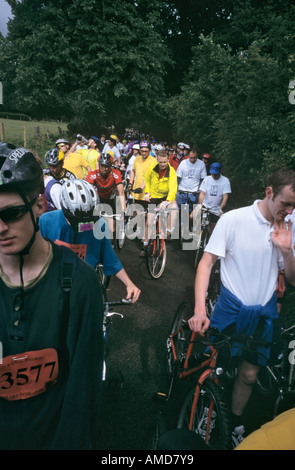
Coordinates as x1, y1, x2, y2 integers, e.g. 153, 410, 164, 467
87, 168, 122, 199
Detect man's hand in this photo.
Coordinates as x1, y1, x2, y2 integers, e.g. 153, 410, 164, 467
188, 312, 210, 336
271, 220, 292, 254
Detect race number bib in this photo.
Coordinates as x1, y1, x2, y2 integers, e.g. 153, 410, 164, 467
0, 348, 59, 401
54, 239, 87, 260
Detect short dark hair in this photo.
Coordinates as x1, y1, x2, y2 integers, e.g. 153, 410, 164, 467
267, 167, 295, 198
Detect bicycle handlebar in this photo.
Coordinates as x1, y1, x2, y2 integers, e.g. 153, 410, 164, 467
180, 321, 272, 348
104, 299, 133, 307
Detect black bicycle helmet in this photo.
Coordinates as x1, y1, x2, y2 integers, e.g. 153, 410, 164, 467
99, 152, 113, 167
0, 144, 44, 257
45, 148, 64, 166
0, 144, 46, 314
0, 145, 44, 194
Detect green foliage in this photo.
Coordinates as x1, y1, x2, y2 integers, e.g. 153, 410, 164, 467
1, 0, 295, 202
0, 0, 173, 131
164, 0, 295, 203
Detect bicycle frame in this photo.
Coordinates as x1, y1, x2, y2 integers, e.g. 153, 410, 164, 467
170, 328, 219, 381
169, 328, 222, 442
150, 209, 165, 256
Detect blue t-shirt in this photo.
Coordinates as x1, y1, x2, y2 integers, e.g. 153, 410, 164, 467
39, 210, 122, 275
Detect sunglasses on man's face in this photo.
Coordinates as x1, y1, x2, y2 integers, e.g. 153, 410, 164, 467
0, 198, 36, 223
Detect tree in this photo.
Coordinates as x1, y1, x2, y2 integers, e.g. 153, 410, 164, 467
165, 31, 295, 204
0, 0, 173, 133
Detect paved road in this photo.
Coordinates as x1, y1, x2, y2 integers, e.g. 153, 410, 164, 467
93, 236, 276, 451
93, 236, 197, 450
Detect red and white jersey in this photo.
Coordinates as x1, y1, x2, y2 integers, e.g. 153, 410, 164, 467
87, 168, 122, 199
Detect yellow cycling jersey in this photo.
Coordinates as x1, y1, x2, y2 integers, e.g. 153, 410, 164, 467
144, 161, 177, 202
78, 148, 100, 173
63, 153, 89, 179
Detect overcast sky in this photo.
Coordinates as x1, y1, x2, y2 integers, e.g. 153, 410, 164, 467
0, 0, 12, 36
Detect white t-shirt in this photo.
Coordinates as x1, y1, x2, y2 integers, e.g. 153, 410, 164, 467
205, 200, 283, 306
102, 143, 121, 162
125, 155, 136, 178
200, 174, 231, 211
176, 159, 207, 192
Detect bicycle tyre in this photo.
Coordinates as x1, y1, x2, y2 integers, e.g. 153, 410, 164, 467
177, 379, 231, 450
194, 228, 210, 269
146, 414, 166, 450
166, 301, 193, 379
146, 234, 167, 279
116, 218, 127, 250
255, 365, 278, 397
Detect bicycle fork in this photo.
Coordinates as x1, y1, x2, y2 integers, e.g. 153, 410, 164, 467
189, 354, 219, 444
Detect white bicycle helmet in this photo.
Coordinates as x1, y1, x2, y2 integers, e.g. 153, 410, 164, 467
60, 179, 99, 231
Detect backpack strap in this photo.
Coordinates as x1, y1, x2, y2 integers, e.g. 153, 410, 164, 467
58, 245, 78, 354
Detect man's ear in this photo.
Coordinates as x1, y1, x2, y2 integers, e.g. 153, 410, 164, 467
265, 186, 274, 200
35, 195, 45, 216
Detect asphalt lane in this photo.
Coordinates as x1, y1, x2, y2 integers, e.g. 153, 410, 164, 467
93, 236, 276, 451
93, 236, 197, 451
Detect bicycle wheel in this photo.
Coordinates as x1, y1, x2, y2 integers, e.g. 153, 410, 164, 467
255, 365, 279, 397
177, 379, 230, 450
146, 234, 167, 279
166, 302, 193, 379
146, 414, 166, 450
116, 217, 127, 250
194, 228, 210, 269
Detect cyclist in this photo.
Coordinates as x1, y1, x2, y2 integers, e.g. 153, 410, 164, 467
235, 408, 295, 450
128, 140, 155, 197
201, 153, 212, 174
71, 135, 101, 174
0, 143, 103, 450
44, 147, 76, 183
102, 135, 121, 165
176, 147, 207, 211
39, 179, 140, 303
128, 140, 155, 241
57, 137, 91, 179
169, 142, 188, 171
98, 133, 106, 152
197, 162, 231, 227
124, 143, 140, 186
86, 152, 126, 244
189, 167, 295, 447
142, 150, 178, 255
43, 148, 76, 212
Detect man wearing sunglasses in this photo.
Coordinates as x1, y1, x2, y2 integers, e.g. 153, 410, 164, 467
0, 143, 104, 450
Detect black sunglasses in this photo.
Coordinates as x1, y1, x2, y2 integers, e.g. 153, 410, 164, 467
0, 198, 37, 223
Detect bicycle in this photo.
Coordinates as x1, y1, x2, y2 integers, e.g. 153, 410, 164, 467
96, 263, 132, 381
160, 318, 232, 449
177, 190, 200, 250
145, 207, 167, 279
116, 187, 143, 250
255, 323, 295, 418
158, 303, 272, 449
194, 206, 219, 269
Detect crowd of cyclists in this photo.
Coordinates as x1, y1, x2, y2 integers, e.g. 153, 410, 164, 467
0, 128, 295, 450
42, 131, 231, 256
